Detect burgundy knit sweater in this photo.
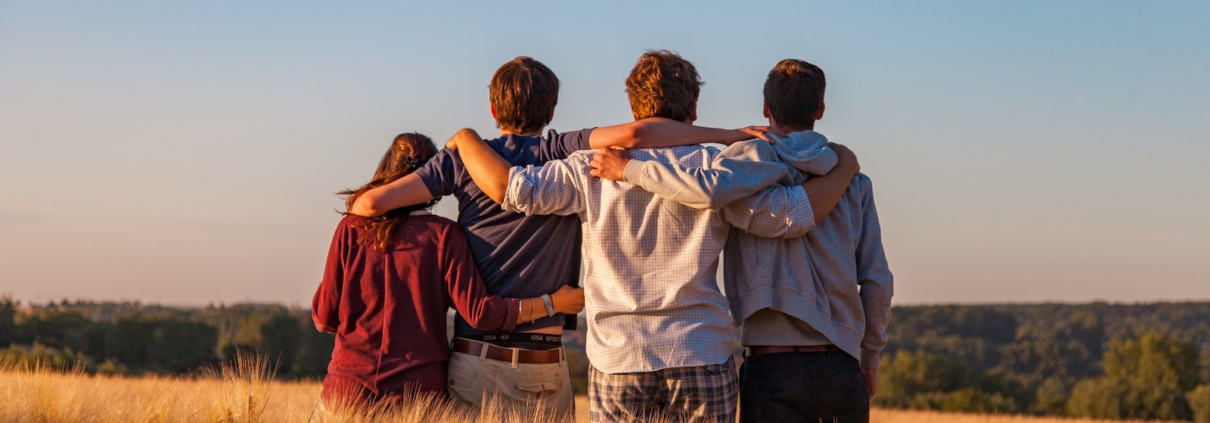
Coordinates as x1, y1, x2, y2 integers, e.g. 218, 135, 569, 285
312, 213, 520, 396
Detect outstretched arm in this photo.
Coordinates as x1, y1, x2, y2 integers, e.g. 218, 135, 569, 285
588, 117, 771, 149
591, 141, 859, 228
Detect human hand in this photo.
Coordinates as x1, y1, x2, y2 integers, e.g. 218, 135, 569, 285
829, 142, 860, 175
862, 367, 877, 399
588, 147, 632, 181
550, 285, 585, 315
735, 126, 785, 144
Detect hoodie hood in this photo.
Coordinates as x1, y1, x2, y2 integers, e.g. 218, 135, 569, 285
769, 130, 838, 179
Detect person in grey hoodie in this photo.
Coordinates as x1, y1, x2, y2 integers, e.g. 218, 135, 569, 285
589, 59, 893, 423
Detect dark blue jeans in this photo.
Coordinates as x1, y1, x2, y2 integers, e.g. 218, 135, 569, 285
739, 349, 869, 423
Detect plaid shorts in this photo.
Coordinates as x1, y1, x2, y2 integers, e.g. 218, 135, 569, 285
589, 357, 738, 423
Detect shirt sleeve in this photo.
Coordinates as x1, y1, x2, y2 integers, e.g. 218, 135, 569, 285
440, 223, 520, 332
311, 220, 349, 333
501, 155, 588, 217
719, 184, 815, 239
853, 175, 894, 368
621, 141, 798, 211
413, 148, 459, 198
542, 128, 596, 161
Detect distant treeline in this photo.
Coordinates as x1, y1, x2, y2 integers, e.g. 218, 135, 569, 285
2, 296, 1209, 421
879, 303, 1210, 421
0, 296, 334, 379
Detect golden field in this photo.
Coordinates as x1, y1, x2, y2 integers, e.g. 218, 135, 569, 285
0, 359, 1162, 423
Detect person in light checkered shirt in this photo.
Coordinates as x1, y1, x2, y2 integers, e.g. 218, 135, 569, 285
451, 50, 860, 423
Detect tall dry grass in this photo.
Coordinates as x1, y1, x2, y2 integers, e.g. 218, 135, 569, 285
0, 353, 579, 423
0, 356, 1163, 423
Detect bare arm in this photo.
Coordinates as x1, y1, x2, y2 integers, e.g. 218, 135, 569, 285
348, 173, 435, 217
514, 285, 585, 324
589, 117, 771, 149
443, 222, 586, 329
800, 143, 861, 225
447, 128, 513, 204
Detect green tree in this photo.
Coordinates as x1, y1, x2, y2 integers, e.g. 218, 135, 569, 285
0, 295, 15, 346
292, 328, 334, 380
258, 311, 302, 376
1201, 346, 1210, 387
1189, 385, 1210, 423
1066, 333, 1198, 420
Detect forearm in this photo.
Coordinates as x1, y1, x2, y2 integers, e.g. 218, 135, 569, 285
348, 174, 434, 217
311, 288, 340, 333
313, 231, 345, 333
452, 128, 512, 204
515, 297, 551, 324
722, 184, 814, 239
514, 287, 582, 324
501, 160, 587, 217
800, 168, 857, 225
590, 118, 752, 149
621, 141, 792, 210
859, 283, 893, 369
860, 286, 892, 368
856, 180, 893, 368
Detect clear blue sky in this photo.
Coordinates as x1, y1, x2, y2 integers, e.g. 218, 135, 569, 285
2, 1, 1207, 306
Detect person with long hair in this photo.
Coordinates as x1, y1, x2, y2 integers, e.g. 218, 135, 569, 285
311, 132, 585, 408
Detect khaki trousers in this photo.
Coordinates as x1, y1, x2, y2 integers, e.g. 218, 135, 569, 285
447, 349, 574, 419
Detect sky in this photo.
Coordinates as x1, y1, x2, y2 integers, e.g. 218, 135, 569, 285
1, 1, 1207, 307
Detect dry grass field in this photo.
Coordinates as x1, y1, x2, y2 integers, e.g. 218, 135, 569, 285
0, 357, 1162, 423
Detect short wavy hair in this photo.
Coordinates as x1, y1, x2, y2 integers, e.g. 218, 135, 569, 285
489, 56, 559, 134
625, 50, 702, 122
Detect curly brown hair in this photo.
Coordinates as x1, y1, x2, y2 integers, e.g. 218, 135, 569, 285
624, 50, 702, 122
338, 132, 439, 251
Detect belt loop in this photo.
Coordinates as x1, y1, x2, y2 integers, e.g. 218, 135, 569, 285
560, 347, 566, 363
510, 348, 520, 369
478, 342, 489, 361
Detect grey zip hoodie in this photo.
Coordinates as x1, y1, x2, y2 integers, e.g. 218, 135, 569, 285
621, 130, 894, 368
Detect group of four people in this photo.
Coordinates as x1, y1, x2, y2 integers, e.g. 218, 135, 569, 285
312, 50, 893, 423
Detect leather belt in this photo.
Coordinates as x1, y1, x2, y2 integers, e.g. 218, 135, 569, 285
452, 338, 563, 364
749, 345, 839, 355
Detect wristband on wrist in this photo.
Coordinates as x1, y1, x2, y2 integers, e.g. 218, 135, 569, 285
541, 294, 555, 317
528, 298, 536, 323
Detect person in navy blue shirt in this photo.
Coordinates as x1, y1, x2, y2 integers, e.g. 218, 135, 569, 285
348, 56, 766, 417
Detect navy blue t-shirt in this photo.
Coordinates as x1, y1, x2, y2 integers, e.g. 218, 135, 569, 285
414, 128, 592, 336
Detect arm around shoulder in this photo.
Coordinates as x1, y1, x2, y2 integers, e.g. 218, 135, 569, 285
348, 173, 435, 217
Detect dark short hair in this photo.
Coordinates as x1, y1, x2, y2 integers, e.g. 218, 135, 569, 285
490, 57, 559, 134
764, 59, 826, 128
625, 50, 702, 122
